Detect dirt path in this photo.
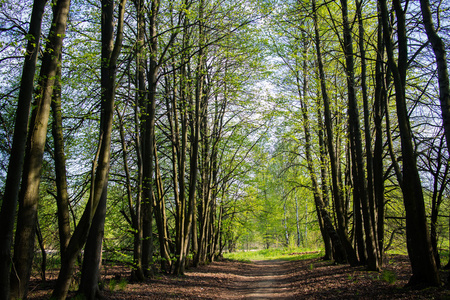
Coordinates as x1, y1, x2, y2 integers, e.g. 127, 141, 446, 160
234, 260, 296, 299
28, 255, 450, 299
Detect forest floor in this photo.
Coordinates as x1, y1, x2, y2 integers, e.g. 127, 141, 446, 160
28, 254, 450, 299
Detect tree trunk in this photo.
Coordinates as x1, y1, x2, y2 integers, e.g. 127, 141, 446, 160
341, 0, 379, 271
356, 0, 380, 265
51, 59, 71, 258
419, 0, 450, 158
129, 0, 146, 281
317, 99, 333, 260
297, 45, 347, 263
373, 5, 386, 265
10, 0, 71, 298
173, 11, 191, 275
79, 188, 107, 299
51, 0, 126, 297
36, 219, 47, 282
429, 137, 448, 268
312, 0, 358, 266
153, 143, 172, 273
380, 0, 440, 286
78, 0, 127, 296
141, 0, 159, 277
117, 106, 144, 280
0, 1, 47, 298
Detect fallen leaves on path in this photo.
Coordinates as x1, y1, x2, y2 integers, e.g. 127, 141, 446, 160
28, 255, 450, 299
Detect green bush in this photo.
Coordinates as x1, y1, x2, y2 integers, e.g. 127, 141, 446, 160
380, 270, 396, 284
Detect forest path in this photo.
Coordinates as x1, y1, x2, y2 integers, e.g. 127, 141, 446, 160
221, 259, 297, 299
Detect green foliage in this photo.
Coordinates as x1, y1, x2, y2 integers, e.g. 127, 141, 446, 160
380, 270, 397, 284
224, 247, 321, 261
108, 278, 128, 292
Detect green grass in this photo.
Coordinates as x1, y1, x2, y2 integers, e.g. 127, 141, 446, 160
380, 270, 397, 284
223, 247, 322, 262
108, 278, 128, 292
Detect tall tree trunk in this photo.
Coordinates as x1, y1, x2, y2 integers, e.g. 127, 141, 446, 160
173, 8, 191, 274
51, 59, 71, 259
298, 57, 347, 264
78, 0, 127, 296
317, 98, 333, 260
10, 0, 71, 298
312, 0, 358, 266
52, 0, 126, 298
356, 0, 380, 263
373, 6, 386, 264
430, 137, 449, 268
117, 105, 144, 280
79, 188, 107, 299
141, 0, 159, 277
130, 0, 146, 281
153, 142, 172, 273
351, 155, 366, 264
419, 0, 450, 157
0, 1, 47, 298
341, 0, 379, 271
379, 0, 440, 286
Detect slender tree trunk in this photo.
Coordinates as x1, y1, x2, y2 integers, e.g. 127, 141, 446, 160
0, 1, 47, 297
341, 0, 378, 271
154, 143, 172, 273
141, 0, 159, 277
373, 5, 386, 265
295, 195, 301, 248
351, 156, 366, 264
130, 0, 146, 281
0, 0, 47, 299
173, 10, 190, 275
298, 61, 347, 264
356, 0, 380, 263
10, 0, 71, 298
117, 106, 144, 280
419, 0, 450, 157
312, 0, 358, 266
51, 59, 71, 259
78, 0, 127, 296
79, 188, 107, 299
380, 0, 440, 286
36, 219, 47, 282
52, 0, 126, 297
317, 98, 333, 260
430, 137, 448, 268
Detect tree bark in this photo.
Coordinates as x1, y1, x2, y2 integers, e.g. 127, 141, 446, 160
51, 0, 126, 298
79, 187, 107, 299
78, 0, 127, 296
153, 142, 172, 273
341, 0, 379, 271
379, 0, 440, 286
373, 5, 386, 265
0, 1, 47, 298
297, 42, 347, 263
51, 58, 71, 259
10, 0, 71, 298
141, 0, 159, 277
419, 0, 450, 158
312, 0, 358, 266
